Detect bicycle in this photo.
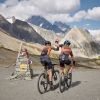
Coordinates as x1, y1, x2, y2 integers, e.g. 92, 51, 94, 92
59, 62, 74, 93
37, 64, 59, 94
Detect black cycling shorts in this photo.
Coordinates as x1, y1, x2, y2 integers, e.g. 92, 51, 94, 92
41, 61, 52, 69
60, 60, 71, 67
40, 55, 52, 69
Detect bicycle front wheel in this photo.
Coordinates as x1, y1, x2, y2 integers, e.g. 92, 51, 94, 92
67, 73, 72, 88
37, 73, 48, 94
59, 75, 65, 93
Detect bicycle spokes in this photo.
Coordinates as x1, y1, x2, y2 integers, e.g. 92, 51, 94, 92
59, 76, 65, 93
37, 73, 48, 94
59, 72, 72, 93
67, 73, 72, 88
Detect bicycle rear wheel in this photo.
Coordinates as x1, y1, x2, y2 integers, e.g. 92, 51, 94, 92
67, 73, 72, 88
37, 73, 48, 94
59, 76, 65, 93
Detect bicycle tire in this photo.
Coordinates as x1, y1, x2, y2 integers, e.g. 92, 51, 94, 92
59, 76, 65, 93
37, 73, 48, 94
67, 73, 72, 88
53, 70, 59, 84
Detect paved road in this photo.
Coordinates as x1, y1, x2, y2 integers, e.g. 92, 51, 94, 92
0, 67, 100, 100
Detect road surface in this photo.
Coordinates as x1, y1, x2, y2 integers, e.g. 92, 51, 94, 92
0, 67, 100, 100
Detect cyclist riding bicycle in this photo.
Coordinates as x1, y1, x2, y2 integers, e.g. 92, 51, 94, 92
59, 40, 75, 75
40, 41, 58, 89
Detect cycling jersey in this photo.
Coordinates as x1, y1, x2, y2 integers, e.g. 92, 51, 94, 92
40, 46, 52, 69
61, 46, 73, 57
41, 47, 52, 56
59, 45, 73, 67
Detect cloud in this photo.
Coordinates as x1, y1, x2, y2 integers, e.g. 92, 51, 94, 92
87, 7, 100, 20
44, 14, 72, 23
4, 0, 19, 6
46, 7, 100, 23
70, 7, 100, 22
33, 0, 80, 14
0, 0, 80, 20
44, 10, 87, 23
89, 29, 100, 36
0, 0, 41, 20
86, 23, 90, 26
73, 10, 87, 21
0, 0, 100, 24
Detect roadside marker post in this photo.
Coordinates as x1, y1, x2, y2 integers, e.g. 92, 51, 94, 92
10, 42, 33, 80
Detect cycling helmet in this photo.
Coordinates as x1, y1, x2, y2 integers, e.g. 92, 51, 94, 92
45, 41, 51, 45
63, 40, 71, 46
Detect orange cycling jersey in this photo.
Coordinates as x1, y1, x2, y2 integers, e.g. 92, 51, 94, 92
47, 47, 52, 55
61, 46, 73, 57
41, 47, 52, 56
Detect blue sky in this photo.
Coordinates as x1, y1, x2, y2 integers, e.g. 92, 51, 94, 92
0, 0, 100, 32
81, 0, 100, 10
0, 0, 4, 3
71, 0, 100, 30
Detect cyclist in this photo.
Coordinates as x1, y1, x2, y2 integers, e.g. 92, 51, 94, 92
40, 41, 58, 89
59, 40, 75, 75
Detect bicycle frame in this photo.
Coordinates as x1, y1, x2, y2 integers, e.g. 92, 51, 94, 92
37, 64, 59, 94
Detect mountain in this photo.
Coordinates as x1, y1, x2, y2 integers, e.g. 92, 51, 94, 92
60, 28, 100, 57
0, 29, 100, 69
0, 15, 11, 35
53, 21, 71, 33
0, 28, 42, 55
27, 15, 63, 33
0, 15, 45, 44
0, 29, 59, 59
94, 34, 100, 44
30, 24, 64, 44
11, 19, 46, 44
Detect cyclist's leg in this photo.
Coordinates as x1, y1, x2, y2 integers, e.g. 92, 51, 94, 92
60, 60, 65, 75
47, 61, 53, 82
47, 68, 52, 82
68, 60, 75, 73
65, 60, 71, 74
41, 55, 53, 84
47, 62, 55, 89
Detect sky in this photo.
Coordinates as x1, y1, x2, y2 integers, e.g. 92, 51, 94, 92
0, 0, 100, 35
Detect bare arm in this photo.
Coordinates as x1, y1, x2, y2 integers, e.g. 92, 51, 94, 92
51, 44, 63, 51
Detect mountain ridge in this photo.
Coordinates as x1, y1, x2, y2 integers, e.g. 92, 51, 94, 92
0, 15, 46, 44
60, 28, 100, 57
27, 15, 71, 33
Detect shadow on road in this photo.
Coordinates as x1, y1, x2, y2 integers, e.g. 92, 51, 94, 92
31, 74, 39, 78
71, 81, 81, 88
62, 81, 81, 93
33, 74, 39, 77
53, 81, 81, 92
